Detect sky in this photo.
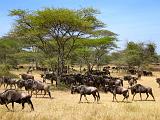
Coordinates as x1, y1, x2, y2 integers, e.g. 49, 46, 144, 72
0, 0, 160, 53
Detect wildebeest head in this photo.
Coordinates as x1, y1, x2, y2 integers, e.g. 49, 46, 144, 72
104, 85, 116, 93
71, 86, 79, 94
104, 85, 110, 93
129, 84, 138, 94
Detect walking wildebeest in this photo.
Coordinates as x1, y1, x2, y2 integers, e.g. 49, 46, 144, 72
0, 89, 34, 111
129, 84, 155, 101
105, 85, 129, 102
71, 85, 100, 103
32, 80, 52, 98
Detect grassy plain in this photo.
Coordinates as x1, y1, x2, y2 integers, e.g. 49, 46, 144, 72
0, 69, 160, 120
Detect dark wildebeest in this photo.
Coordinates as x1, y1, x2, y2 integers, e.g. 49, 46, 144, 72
41, 72, 56, 85
5, 79, 17, 89
71, 85, 100, 103
16, 79, 26, 89
20, 74, 34, 80
0, 89, 34, 111
128, 77, 138, 86
143, 70, 153, 76
156, 78, 160, 87
105, 85, 129, 102
130, 84, 155, 101
124, 75, 133, 81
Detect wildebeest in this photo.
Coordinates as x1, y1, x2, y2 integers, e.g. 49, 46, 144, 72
40, 71, 56, 85
0, 89, 34, 111
32, 80, 52, 98
129, 84, 155, 101
102, 77, 123, 88
124, 75, 133, 81
16, 79, 26, 89
128, 79, 137, 86
105, 85, 129, 102
20, 74, 34, 80
143, 70, 153, 76
71, 85, 100, 103
5, 79, 17, 89
156, 78, 160, 87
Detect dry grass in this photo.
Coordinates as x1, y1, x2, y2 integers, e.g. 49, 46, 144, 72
1, 70, 160, 120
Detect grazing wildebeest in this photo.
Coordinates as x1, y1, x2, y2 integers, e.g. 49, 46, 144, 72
130, 84, 155, 101
20, 74, 34, 80
0, 89, 34, 111
156, 78, 160, 87
105, 85, 129, 102
71, 85, 100, 103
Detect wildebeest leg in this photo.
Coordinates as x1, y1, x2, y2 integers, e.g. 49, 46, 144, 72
140, 92, 142, 100
27, 99, 34, 111
5, 104, 10, 111
112, 94, 115, 102
79, 94, 83, 103
84, 95, 89, 102
132, 93, 136, 101
114, 94, 118, 102
48, 91, 51, 98
146, 93, 149, 100
22, 102, 25, 110
96, 91, 100, 102
43, 91, 46, 97
31, 90, 33, 96
6, 84, 8, 89
36, 90, 38, 98
122, 94, 126, 102
12, 102, 14, 111
92, 94, 96, 102
149, 91, 155, 100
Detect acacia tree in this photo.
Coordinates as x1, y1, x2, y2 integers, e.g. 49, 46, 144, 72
70, 36, 117, 72
9, 8, 116, 85
0, 37, 21, 65
123, 42, 158, 68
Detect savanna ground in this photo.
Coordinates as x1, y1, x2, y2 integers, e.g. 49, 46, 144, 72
0, 68, 160, 120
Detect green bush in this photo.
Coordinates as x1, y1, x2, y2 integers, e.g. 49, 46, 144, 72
0, 64, 18, 78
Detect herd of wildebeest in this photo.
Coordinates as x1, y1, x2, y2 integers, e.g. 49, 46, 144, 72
0, 65, 160, 112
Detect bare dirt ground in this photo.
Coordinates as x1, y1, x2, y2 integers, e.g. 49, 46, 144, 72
0, 69, 160, 120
